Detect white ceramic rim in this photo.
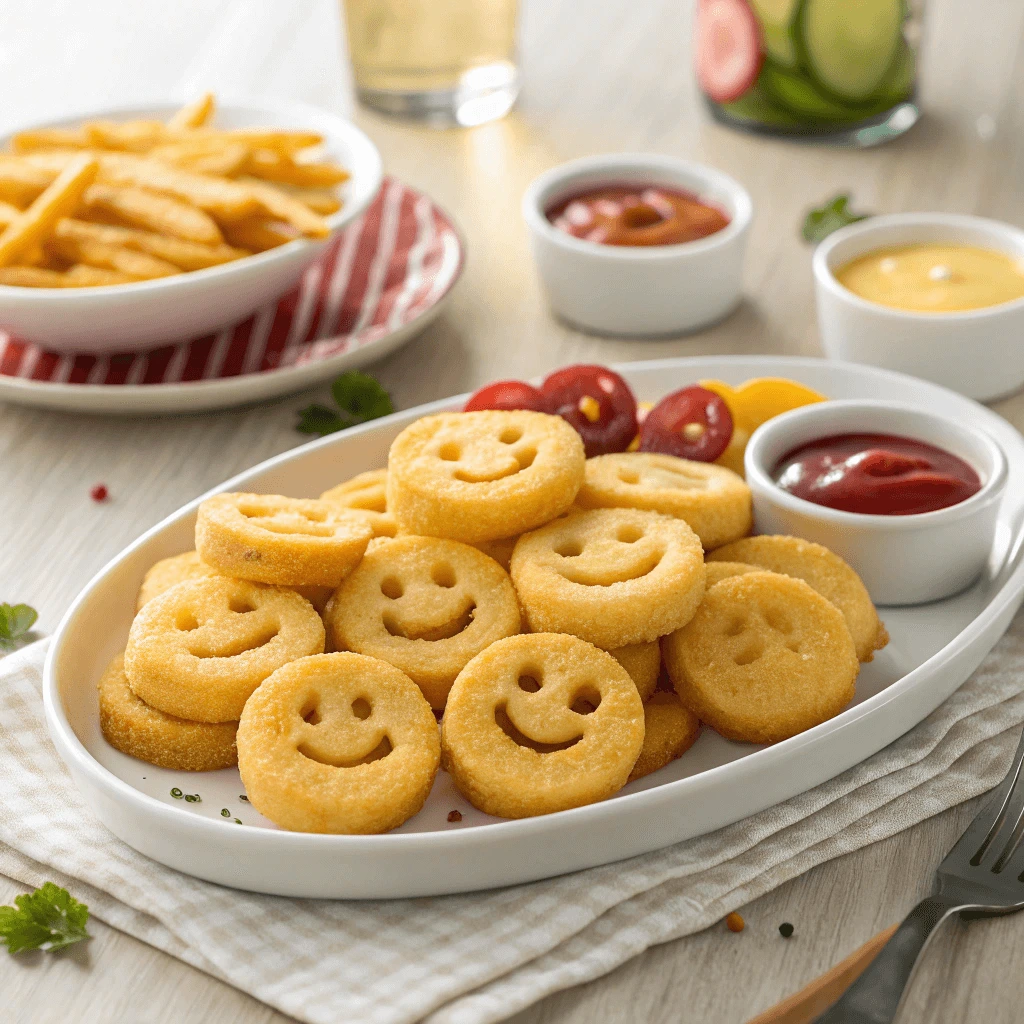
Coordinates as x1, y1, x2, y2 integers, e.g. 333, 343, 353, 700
41, 355, 1024, 861
0, 98, 384, 301
746, 399, 1008, 531
520, 152, 753, 260
813, 212, 1024, 321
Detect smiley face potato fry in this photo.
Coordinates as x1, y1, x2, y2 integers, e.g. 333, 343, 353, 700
237, 652, 440, 834
125, 576, 325, 722
577, 452, 753, 550
386, 410, 586, 543
628, 692, 700, 782
511, 508, 706, 650
326, 535, 521, 709
608, 640, 661, 702
136, 549, 333, 613
136, 550, 216, 610
441, 633, 645, 818
99, 652, 238, 772
703, 560, 760, 587
471, 533, 520, 571
664, 572, 858, 744
196, 492, 373, 588
708, 535, 888, 662
320, 468, 399, 539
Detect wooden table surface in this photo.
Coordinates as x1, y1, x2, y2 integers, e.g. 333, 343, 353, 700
3, 0, 1024, 1020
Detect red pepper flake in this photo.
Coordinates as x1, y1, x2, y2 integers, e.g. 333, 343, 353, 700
90, 484, 109, 502
447, 809, 462, 823
725, 912, 745, 933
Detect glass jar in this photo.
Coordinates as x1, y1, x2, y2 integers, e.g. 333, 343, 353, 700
694, 0, 922, 146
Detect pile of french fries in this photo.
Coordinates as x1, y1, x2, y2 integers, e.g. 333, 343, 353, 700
0, 93, 350, 288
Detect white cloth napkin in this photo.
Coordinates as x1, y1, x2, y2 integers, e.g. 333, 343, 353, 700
2, 629, 1024, 1024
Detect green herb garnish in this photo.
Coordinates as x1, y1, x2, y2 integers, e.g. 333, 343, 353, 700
183, 793, 201, 804
170, 787, 183, 799
802, 194, 870, 243
0, 883, 90, 954
0, 603, 37, 650
221, 808, 231, 818
297, 371, 393, 437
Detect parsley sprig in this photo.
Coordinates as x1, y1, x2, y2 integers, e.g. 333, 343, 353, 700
802, 194, 870, 243
297, 371, 393, 437
0, 603, 37, 650
0, 883, 90, 954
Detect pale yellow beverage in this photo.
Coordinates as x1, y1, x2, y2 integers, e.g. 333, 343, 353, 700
342, 0, 519, 125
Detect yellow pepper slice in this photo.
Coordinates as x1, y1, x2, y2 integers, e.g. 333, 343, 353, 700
700, 378, 827, 476
627, 401, 655, 452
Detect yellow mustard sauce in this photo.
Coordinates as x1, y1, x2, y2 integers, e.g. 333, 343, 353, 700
835, 243, 1024, 313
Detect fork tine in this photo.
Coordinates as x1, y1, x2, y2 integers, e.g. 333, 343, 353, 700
943, 726, 1024, 868
992, 809, 1024, 874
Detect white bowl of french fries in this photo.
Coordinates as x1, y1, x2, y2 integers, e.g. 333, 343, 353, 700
0, 93, 383, 354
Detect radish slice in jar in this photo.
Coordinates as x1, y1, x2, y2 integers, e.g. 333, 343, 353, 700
695, 0, 765, 104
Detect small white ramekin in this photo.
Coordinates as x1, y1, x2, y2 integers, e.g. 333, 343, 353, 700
521, 153, 752, 337
745, 400, 1007, 606
813, 213, 1024, 402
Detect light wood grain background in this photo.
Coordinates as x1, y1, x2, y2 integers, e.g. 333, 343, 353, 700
2, 0, 1024, 1021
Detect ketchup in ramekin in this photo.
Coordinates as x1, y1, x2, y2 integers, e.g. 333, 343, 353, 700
546, 183, 730, 247
773, 433, 981, 516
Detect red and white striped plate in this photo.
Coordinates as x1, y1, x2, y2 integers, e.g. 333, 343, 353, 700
0, 177, 464, 414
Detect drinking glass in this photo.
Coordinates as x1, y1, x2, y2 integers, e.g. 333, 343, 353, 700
342, 0, 520, 127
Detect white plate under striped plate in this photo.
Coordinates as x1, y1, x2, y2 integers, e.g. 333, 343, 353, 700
0, 177, 464, 414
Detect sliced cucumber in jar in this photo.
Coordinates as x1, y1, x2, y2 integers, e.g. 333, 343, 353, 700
871, 40, 916, 106
718, 81, 802, 127
749, 0, 800, 69
795, 0, 904, 103
760, 65, 867, 122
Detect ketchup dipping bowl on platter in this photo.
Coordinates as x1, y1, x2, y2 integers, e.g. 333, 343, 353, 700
745, 400, 1007, 605
522, 154, 752, 337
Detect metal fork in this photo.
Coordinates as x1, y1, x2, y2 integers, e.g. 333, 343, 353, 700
814, 725, 1024, 1023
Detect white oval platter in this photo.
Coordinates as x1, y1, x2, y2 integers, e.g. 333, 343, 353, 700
44, 356, 1024, 899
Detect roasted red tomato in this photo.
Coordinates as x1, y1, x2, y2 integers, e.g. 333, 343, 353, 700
640, 385, 733, 462
540, 364, 638, 457
464, 380, 550, 413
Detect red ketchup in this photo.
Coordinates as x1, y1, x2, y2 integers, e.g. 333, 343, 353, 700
546, 183, 730, 247
773, 433, 981, 516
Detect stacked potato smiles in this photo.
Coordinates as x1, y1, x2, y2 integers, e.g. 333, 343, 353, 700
103, 393, 887, 835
